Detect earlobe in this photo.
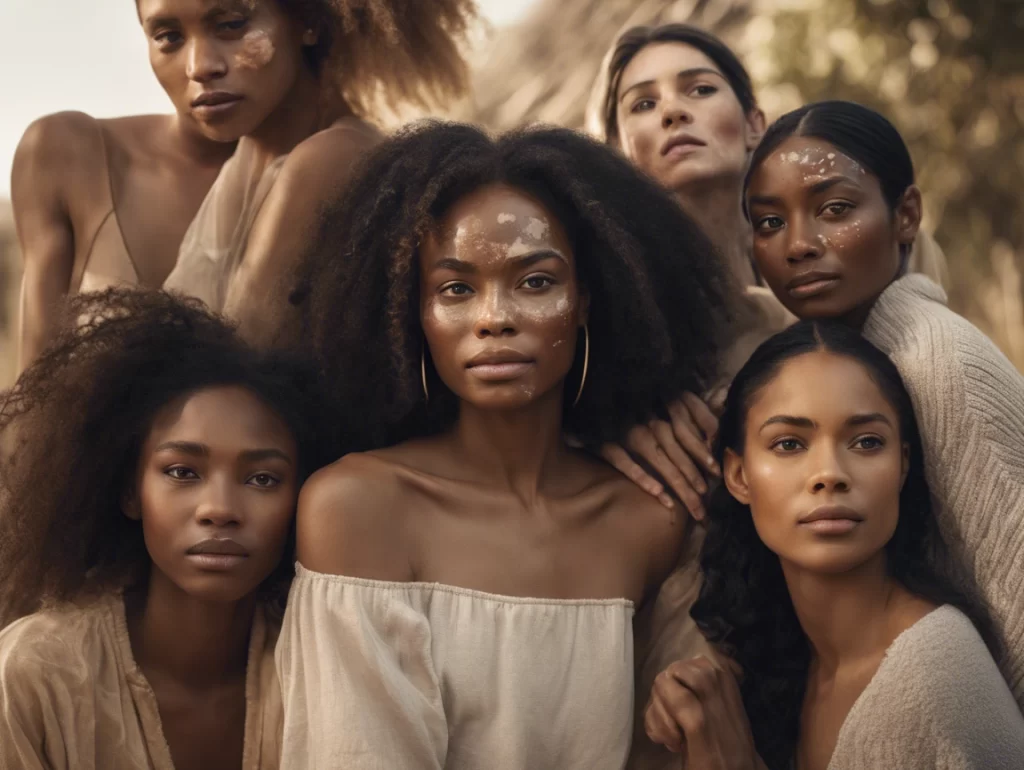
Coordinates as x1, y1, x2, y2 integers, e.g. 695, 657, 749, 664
746, 108, 767, 151
723, 448, 751, 504
900, 442, 911, 488
896, 185, 923, 246
121, 490, 141, 522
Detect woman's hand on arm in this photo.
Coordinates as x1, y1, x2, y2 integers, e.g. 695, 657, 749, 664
645, 656, 766, 770
602, 392, 720, 519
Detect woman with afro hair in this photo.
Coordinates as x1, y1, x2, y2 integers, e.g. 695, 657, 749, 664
276, 122, 741, 768
0, 289, 334, 769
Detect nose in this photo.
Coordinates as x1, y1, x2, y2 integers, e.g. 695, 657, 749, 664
806, 444, 851, 495
785, 214, 825, 265
661, 95, 693, 130
193, 476, 242, 528
185, 36, 228, 83
473, 286, 517, 339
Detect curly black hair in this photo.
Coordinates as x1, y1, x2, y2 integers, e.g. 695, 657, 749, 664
0, 289, 336, 625
293, 121, 739, 450
690, 320, 998, 769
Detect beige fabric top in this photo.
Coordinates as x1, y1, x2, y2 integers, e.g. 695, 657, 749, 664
163, 140, 287, 311
864, 274, 1024, 708
277, 564, 636, 770
828, 605, 1024, 768
0, 593, 282, 770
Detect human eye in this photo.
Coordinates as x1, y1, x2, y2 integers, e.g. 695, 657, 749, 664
217, 17, 248, 35
248, 472, 281, 488
520, 274, 554, 290
770, 437, 804, 454
754, 214, 785, 233
630, 97, 656, 114
852, 435, 885, 451
821, 201, 854, 218
440, 282, 473, 297
153, 28, 184, 48
164, 465, 199, 481
691, 83, 719, 97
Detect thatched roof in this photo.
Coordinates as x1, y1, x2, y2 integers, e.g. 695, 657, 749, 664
459, 0, 752, 132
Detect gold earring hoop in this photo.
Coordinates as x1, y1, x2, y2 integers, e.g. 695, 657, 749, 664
572, 324, 589, 408
421, 346, 429, 403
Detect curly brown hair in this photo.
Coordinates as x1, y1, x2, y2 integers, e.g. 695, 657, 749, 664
0, 289, 335, 625
293, 121, 740, 451
280, 0, 477, 117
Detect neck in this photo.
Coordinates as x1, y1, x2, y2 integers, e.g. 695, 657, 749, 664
246, 68, 350, 162
168, 115, 236, 167
782, 553, 907, 673
674, 175, 756, 286
448, 386, 570, 505
126, 569, 256, 689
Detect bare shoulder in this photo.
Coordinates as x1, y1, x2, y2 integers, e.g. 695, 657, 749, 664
295, 451, 416, 580
277, 118, 383, 193
12, 111, 105, 186
581, 453, 688, 585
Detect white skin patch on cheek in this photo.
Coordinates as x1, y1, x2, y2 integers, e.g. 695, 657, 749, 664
497, 213, 517, 225
786, 151, 801, 163
235, 28, 275, 70
524, 217, 549, 240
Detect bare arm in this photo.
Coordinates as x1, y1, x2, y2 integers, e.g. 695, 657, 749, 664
11, 115, 85, 372
223, 123, 380, 346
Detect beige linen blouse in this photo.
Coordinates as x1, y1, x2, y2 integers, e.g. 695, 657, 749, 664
0, 593, 282, 770
276, 565, 636, 770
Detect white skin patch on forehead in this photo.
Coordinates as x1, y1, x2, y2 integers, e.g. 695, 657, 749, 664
235, 28, 275, 70
497, 213, 517, 224
507, 237, 532, 258
772, 146, 864, 181
524, 217, 549, 240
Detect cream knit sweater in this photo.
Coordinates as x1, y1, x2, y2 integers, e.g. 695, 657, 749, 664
864, 274, 1024, 708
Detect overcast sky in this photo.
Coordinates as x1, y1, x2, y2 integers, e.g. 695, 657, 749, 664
0, 0, 538, 199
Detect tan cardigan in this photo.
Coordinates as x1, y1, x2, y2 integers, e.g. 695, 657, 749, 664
0, 594, 282, 770
828, 605, 1024, 768
864, 274, 1024, 708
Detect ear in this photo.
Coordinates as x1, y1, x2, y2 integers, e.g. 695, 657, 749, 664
121, 489, 141, 522
745, 107, 767, 152
723, 447, 751, 505
900, 441, 911, 489
895, 185, 922, 249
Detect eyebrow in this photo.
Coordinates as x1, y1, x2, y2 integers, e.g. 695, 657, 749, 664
153, 441, 293, 464
430, 249, 568, 274
143, 3, 239, 31
619, 67, 723, 104
758, 412, 893, 433
747, 176, 857, 209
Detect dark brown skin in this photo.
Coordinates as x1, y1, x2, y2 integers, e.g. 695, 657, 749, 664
297, 184, 684, 607
12, 111, 233, 371
747, 136, 922, 327
645, 353, 935, 770
123, 386, 299, 770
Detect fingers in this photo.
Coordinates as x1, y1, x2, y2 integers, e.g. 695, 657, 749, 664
681, 392, 720, 450
644, 692, 685, 753
627, 423, 704, 518
648, 419, 707, 519
667, 400, 719, 479
601, 442, 675, 510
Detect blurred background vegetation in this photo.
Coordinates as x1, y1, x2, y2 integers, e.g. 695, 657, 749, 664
1, 0, 1022, 384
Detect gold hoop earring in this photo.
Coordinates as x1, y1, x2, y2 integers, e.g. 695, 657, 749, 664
421, 346, 429, 403
573, 324, 589, 408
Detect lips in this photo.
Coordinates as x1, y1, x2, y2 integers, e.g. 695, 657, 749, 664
661, 133, 706, 157
798, 505, 863, 535
785, 270, 842, 299
186, 538, 249, 557
466, 349, 535, 382
191, 91, 243, 109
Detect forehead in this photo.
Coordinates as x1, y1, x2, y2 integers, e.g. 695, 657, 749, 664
618, 42, 723, 93
146, 385, 295, 449
431, 183, 570, 249
748, 351, 897, 424
749, 136, 871, 193
137, 0, 252, 22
